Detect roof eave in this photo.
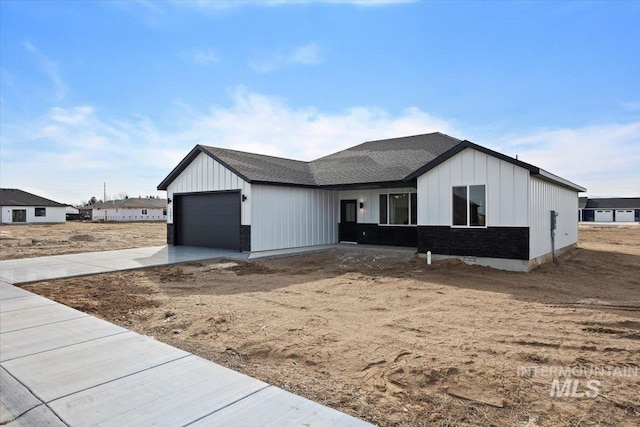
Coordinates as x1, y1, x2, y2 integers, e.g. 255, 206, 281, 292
534, 169, 586, 192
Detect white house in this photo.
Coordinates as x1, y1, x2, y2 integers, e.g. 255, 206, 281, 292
0, 188, 67, 224
157, 132, 585, 271
92, 198, 167, 222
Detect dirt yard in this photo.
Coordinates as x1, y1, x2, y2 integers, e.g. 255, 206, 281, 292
22, 225, 640, 426
0, 222, 165, 260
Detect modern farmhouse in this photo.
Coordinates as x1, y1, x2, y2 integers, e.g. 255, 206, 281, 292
158, 132, 585, 271
0, 188, 67, 224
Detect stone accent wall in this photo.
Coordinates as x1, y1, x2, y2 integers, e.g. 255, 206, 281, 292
417, 226, 529, 260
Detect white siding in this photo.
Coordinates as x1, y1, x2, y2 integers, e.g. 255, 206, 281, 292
338, 187, 417, 224
251, 185, 338, 252
416, 148, 529, 226
529, 177, 579, 259
92, 207, 166, 222
166, 152, 251, 225
0, 206, 66, 224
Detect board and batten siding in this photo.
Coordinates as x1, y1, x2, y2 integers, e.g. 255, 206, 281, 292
416, 148, 529, 227
338, 187, 417, 224
529, 176, 579, 259
0, 206, 66, 223
165, 152, 251, 226
251, 185, 338, 252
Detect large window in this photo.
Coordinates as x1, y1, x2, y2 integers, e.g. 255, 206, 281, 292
452, 185, 486, 227
35, 207, 46, 217
379, 192, 417, 225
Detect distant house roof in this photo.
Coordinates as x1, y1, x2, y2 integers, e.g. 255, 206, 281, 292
93, 198, 167, 209
584, 198, 640, 209
157, 132, 585, 192
0, 188, 66, 207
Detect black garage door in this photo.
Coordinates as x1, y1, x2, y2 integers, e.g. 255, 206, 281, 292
175, 192, 241, 250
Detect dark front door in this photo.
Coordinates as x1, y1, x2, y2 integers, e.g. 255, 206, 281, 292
12, 209, 26, 223
175, 192, 241, 250
340, 199, 358, 242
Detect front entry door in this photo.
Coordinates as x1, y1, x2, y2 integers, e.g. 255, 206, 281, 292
340, 200, 357, 242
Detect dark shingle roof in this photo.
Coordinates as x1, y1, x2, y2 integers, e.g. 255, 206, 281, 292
584, 198, 640, 209
0, 188, 66, 207
158, 132, 460, 189
200, 146, 317, 186
157, 132, 585, 192
310, 133, 460, 186
93, 198, 167, 209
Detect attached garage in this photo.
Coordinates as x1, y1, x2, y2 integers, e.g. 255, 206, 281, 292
615, 210, 635, 222
174, 191, 241, 250
594, 210, 613, 222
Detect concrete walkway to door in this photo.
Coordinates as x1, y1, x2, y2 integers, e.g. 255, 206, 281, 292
0, 247, 372, 426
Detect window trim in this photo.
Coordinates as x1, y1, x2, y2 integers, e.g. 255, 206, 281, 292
34, 207, 46, 217
450, 184, 487, 228
378, 191, 418, 227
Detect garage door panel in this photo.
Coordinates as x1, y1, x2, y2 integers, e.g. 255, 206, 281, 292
176, 192, 240, 250
615, 210, 635, 222
594, 210, 613, 222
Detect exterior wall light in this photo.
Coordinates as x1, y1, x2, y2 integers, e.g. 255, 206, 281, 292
242, 195, 248, 202
359, 202, 364, 209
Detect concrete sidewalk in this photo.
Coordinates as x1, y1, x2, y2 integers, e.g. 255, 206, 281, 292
0, 248, 372, 426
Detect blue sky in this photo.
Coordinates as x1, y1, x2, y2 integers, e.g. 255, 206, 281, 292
1, 0, 638, 204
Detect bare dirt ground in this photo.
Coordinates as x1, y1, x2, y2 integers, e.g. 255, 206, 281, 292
0, 222, 165, 260
22, 225, 640, 426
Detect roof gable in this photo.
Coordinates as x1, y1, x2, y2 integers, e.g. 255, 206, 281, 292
0, 188, 66, 207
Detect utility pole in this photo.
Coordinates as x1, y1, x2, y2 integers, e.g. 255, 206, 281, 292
104, 182, 106, 202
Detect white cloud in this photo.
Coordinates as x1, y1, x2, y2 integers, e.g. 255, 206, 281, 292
173, 87, 456, 160
2, 87, 637, 203
489, 122, 640, 197
169, 0, 413, 13
181, 48, 220, 65
250, 43, 323, 73
22, 41, 67, 100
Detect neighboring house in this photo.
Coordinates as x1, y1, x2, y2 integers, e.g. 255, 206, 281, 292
0, 188, 67, 224
92, 198, 167, 222
580, 197, 640, 222
158, 132, 585, 272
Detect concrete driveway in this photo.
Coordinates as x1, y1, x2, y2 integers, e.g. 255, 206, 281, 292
0, 245, 249, 284
0, 246, 372, 426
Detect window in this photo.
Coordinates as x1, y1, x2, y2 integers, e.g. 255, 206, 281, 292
452, 185, 486, 227
379, 192, 417, 225
141, 209, 148, 215
35, 208, 46, 217
163, 208, 167, 216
